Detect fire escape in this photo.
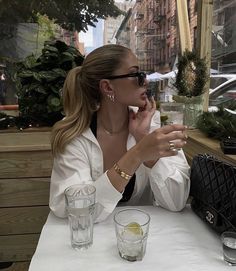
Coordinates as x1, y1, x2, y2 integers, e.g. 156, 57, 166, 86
133, 0, 180, 72
134, 0, 165, 72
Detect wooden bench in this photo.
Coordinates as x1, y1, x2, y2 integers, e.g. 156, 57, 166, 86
0, 129, 52, 270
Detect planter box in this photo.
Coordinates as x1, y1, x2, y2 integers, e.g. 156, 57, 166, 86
183, 129, 236, 166
0, 129, 52, 263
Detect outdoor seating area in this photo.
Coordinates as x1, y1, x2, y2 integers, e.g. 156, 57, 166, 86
0, 0, 235, 271
0, 128, 235, 270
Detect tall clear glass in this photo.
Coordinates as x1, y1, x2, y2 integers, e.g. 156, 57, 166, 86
64, 184, 96, 250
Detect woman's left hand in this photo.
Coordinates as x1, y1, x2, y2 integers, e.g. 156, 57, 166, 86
129, 96, 156, 142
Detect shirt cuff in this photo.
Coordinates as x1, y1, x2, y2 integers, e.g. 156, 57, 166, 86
94, 171, 122, 214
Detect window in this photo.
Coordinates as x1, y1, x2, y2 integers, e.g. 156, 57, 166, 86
193, 26, 197, 50
194, 0, 198, 13
209, 80, 236, 107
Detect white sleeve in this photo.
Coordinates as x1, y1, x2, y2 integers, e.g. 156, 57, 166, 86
147, 151, 190, 211
49, 139, 122, 222
147, 110, 190, 211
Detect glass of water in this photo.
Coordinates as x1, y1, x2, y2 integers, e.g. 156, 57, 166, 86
160, 102, 185, 125
64, 184, 96, 250
221, 231, 236, 265
114, 208, 150, 262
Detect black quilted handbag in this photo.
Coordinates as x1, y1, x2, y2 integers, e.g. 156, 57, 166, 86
190, 154, 236, 234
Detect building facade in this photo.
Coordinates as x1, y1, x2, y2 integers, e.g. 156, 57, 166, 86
116, 0, 197, 73
212, 0, 236, 73
103, 2, 133, 44
110, 0, 236, 74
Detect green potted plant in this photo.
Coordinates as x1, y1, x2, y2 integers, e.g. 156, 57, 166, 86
196, 101, 236, 141
172, 50, 208, 128
12, 40, 84, 129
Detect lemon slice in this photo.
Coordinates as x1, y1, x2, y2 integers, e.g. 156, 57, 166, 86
124, 222, 143, 236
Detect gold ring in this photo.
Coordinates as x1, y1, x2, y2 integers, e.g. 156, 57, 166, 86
169, 141, 175, 151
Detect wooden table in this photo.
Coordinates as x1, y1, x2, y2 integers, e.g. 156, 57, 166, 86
183, 129, 236, 166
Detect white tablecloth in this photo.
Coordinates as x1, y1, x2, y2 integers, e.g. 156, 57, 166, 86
29, 206, 232, 271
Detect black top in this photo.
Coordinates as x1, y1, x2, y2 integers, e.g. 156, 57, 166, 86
90, 112, 135, 202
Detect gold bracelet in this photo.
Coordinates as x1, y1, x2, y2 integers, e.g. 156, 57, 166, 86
113, 163, 132, 181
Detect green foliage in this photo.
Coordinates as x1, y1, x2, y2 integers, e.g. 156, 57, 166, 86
13, 40, 84, 127
35, 14, 57, 56
196, 102, 236, 140
0, 0, 123, 32
37, 13, 56, 40
174, 50, 208, 97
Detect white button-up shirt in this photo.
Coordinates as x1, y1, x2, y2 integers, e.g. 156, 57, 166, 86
49, 111, 190, 222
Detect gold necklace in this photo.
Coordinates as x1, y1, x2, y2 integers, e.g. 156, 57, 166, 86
100, 120, 128, 136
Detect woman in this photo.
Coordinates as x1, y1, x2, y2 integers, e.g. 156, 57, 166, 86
49, 44, 190, 222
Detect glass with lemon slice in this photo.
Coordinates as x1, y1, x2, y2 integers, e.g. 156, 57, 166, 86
114, 208, 150, 261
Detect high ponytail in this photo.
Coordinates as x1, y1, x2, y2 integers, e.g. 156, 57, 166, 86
51, 67, 96, 156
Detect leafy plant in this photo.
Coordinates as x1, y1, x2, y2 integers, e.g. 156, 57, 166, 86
0, 0, 123, 33
196, 101, 236, 140
13, 39, 84, 128
174, 50, 208, 97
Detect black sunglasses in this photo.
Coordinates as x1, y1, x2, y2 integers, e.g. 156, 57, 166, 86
105, 72, 146, 86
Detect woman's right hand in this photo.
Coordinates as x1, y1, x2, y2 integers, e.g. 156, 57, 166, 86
135, 124, 188, 163
129, 96, 156, 142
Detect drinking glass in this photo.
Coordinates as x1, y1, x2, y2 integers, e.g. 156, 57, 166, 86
160, 102, 185, 125
221, 231, 236, 265
64, 184, 96, 250
114, 208, 150, 261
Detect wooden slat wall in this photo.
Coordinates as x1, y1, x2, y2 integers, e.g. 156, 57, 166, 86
0, 234, 41, 262
0, 151, 53, 178
0, 262, 30, 271
0, 178, 50, 207
0, 130, 52, 265
0, 206, 50, 235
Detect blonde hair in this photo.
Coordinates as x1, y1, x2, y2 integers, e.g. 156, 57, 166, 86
51, 44, 131, 155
